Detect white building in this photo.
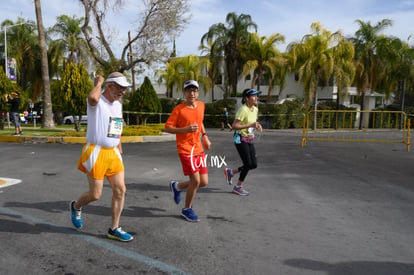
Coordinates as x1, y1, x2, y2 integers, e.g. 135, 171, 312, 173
164, 71, 392, 112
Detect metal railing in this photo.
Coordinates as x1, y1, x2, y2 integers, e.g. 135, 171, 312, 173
301, 110, 411, 152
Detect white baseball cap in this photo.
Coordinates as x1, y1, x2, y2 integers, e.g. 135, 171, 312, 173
183, 80, 199, 89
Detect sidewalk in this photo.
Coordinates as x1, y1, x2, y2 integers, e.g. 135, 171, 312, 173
0, 132, 176, 144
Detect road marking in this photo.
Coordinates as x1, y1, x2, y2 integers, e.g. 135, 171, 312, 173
0, 178, 22, 189
0, 206, 189, 274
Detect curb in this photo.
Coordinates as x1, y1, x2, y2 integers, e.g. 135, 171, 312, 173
0, 134, 176, 144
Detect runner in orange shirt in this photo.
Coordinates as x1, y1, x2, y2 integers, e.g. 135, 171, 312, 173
165, 80, 211, 222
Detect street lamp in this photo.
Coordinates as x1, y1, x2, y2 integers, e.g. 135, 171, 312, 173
3, 22, 33, 76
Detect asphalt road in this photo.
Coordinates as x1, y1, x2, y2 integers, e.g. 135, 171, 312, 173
1, 129, 414, 275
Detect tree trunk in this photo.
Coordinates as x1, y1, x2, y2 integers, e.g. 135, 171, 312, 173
313, 91, 318, 131
34, 0, 55, 128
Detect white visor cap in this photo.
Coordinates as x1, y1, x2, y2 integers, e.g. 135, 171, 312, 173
105, 76, 131, 88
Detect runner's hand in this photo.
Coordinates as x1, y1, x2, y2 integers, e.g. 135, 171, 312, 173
187, 123, 198, 132
203, 135, 211, 150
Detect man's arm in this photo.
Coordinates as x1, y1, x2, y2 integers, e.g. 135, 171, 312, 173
88, 75, 104, 106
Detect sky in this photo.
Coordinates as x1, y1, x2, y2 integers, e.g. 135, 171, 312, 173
1, 0, 413, 57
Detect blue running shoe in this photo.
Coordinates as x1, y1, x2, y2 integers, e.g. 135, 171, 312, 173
181, 208, 200, 222
224, 168, 233, 185
70, 200, 82, 229
107, 227, 134, 242
170, 181, 181, 205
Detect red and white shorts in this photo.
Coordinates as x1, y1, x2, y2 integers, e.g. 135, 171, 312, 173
179, 152, 208, 176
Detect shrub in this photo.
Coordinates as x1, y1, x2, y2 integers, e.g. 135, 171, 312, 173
313, 101, 357, 129
122, 124, 165, 136
259, 99, 305, 129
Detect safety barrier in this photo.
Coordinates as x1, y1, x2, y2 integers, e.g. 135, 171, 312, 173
301, 110, 411, 152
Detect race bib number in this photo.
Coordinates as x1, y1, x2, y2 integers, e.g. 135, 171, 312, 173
248, 127, 255, 136
107, 117, 123, 138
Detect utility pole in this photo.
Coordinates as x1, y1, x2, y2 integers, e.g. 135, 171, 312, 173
399, 79, 406, 129
128, 31, 136, 92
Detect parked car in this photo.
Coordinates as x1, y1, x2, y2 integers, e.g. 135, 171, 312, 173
275, 98, 298, 105
63, 115, 88, 124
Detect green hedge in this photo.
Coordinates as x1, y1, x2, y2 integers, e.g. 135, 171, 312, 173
259, 99, 306, 129
370, 104, 401, 128
204, 98, 237, 128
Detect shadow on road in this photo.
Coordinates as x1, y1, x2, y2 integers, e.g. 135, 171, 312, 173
284, 258, 414, 275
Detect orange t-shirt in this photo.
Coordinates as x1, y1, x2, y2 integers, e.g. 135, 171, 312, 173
165, 101, 205, 155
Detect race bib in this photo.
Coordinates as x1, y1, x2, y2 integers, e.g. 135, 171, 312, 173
107, 117, 123, 138
248, 127, 255, 136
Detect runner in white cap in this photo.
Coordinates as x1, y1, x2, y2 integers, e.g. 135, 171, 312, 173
70, 72, 134, 242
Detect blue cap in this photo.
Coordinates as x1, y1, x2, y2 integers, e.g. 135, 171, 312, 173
245, 89, 262, 96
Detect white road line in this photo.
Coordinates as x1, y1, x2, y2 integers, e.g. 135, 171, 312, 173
0, 177, 22, 189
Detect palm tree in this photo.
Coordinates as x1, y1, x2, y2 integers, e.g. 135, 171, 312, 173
2, 18, 39, 96
157, 55, 211, 98
351, 19, 393, 128
156, 59, 180, 97
1, 18, 39, 91
49, 15, 88, 64
287, 22, 339, 109
288, 22, 348, 129
173, 55, 211, 94
199, 39, 223, 102
1, 18, 50, 104
201, 12, 257, 97
241, 32, 285, 100
268, 51, 290, 99
376, 37, 414, 129
332, 38, 355, 110
47, 38, 66, 80
34, 0, 55, 128
376, 37, 414, 102
48, 15, 90, 81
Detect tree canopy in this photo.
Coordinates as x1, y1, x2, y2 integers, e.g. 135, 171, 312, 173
201, 12, 258, 97
79, 0, 190, 75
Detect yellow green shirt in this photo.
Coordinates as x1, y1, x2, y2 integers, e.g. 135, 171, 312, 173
235, 104, 258, 137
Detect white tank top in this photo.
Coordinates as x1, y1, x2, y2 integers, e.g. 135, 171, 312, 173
86, 95, 123, 148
